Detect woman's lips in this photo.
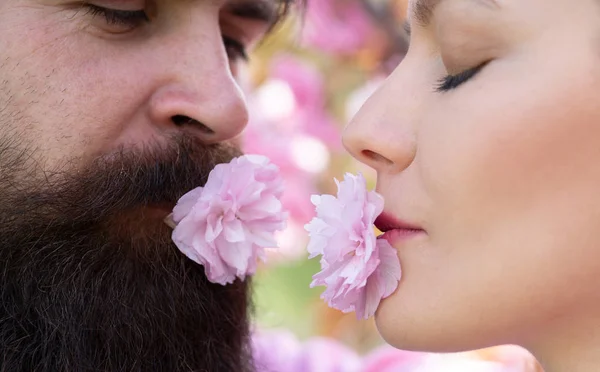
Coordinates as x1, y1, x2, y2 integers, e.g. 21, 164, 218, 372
374, 213, 426, 244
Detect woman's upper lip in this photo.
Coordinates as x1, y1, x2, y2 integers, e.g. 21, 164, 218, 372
374, 212, 423, 232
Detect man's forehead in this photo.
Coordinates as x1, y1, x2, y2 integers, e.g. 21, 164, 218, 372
226, 0, 280, 5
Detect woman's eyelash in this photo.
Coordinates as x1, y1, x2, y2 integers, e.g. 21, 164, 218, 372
84, 4, 149, 27
436, 64, 486, 92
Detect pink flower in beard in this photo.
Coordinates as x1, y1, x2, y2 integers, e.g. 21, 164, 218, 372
305, 173, 401, 319
168, 155, 287, 285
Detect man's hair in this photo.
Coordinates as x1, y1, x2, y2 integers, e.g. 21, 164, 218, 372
273, 0, 306, 28
278, 0, 304, 15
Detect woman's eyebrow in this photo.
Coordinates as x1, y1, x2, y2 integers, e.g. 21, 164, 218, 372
412, 0, 444, 27
406, 0, 499, 32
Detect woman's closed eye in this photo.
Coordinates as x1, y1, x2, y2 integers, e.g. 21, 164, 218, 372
436, 63, 487, 92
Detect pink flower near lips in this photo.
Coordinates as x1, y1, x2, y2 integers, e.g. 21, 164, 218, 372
305, 173, 402, 319
167, 155, 287, 285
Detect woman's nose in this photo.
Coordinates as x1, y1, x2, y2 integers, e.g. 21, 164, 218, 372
342, 76, 418, 174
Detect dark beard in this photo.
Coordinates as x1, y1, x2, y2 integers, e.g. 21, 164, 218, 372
0, 135, 255, 371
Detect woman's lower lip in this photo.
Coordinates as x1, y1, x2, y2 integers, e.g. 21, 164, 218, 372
378, 229, 426, 244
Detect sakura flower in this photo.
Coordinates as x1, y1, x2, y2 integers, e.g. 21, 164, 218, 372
294, 337, 362, 372
305, 172, 401, 319
252, 328, 303, 372
362, 345, 426, 372
251, 329, 362, 372
473, 345, 542, 371
302, 0, 375, 54
167, 154, 287, 285
412, 354, 520, 372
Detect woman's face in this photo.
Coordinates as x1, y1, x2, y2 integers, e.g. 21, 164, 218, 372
343, 0, 600, 355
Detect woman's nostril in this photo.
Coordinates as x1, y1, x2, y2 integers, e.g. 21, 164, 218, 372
362, 149, 394, 166
171, 115, 215, 135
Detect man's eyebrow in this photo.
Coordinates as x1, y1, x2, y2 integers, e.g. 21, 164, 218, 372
226, 0, 288, 26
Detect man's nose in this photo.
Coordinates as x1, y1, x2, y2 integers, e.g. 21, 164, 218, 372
342, 69, 419, 174
148, 25, 249, 144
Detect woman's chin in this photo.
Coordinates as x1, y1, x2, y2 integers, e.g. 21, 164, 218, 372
374, 293, 484, 354
373, 292, 418, 351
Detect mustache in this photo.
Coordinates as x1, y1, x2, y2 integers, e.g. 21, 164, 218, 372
1, 134, 242, 224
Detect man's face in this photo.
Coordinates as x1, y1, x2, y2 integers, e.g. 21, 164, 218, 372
0, 0, 288, 370
0, 0, 277, 168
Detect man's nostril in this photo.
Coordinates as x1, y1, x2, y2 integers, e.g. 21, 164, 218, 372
171, 115, 215, 135
172, 115, 191, 126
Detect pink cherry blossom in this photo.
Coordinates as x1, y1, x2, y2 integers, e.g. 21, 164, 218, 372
362, 345, 427, 372
412, 354, 521, 372
302, 0, 375, 54
269, 55, 342, 148
471, 346, 542, 371
168, 155, 288, 285
305, 173, 402, 319
294, 337, 362, 372
362, 346, 529, 372
251, 329, 537, 372
251, 329, 361, 372
252, 329, 303, 372
242, 56, 341, 226
242, 126, 317, 224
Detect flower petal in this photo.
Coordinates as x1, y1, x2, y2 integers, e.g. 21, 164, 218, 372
169, 154, 287, 285
306, 172, 402, 319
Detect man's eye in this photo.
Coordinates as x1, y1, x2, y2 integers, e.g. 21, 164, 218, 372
223, 36, 249, 62
435, 63, 487, 92
84, 4, 149, 30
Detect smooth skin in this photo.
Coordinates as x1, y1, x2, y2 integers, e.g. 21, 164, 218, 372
343, 0, 600, 371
